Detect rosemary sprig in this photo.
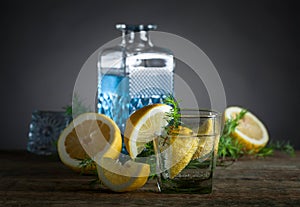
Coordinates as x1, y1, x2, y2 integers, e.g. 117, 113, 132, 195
218, 109, 295, 161
163, 95, 181, 130
222, 109, 248, 138
259, 140, 295, 157
218, 109, 247, 160
77, 157, 101, 185
137, 141, 155, 157
78, 157, 98, 175
254, 146, 274, 157
63, 105, 72, 116
63, 93, 91, 118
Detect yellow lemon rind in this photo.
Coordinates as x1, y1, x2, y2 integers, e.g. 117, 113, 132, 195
225, 106, 269, 152
97, 157, 150, 192
57, 113, 122, 173
165, 127, 199, 179
191, 119, 214, 160
124, 104, 172, 159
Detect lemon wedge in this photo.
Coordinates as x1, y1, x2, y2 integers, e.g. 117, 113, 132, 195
224, 106, 269, 151
163, 126, 199, 179
97, 157, 150, 192
124, 104, 172, 159
192, 119, 214, 160
57, 113, 122, 173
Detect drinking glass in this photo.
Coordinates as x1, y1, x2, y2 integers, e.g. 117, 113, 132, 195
27, 110, 71, 155
155, 109, 221, 193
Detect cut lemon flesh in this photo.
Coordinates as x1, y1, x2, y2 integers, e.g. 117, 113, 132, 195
224, 106, 269, 151
57, 113, 122, 172
124, 104, 172, 159
97, 157, 150, 192
162, 126, 199, 179
192, 119, 214, 160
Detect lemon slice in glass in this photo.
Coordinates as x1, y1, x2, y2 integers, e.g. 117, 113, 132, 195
192, 119, 214, 160
166, 126, 199, 179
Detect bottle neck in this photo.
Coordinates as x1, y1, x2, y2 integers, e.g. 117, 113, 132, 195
121, 30, 126, 46
127, 30, 153, 48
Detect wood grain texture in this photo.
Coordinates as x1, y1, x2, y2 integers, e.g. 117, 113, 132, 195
0, 151, 299, 207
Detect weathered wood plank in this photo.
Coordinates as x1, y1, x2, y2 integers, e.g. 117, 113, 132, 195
0, 151, 299, 207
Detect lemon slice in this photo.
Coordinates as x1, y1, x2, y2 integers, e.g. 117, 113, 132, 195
97, 157, 150, 192
192, 119, 214, 160
57, 113, 122, 172
163, 126, 199, 179
124, 104, 172, 159
224, 106, 269, 151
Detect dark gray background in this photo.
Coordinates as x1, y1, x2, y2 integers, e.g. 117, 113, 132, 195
1, 0, 299, 149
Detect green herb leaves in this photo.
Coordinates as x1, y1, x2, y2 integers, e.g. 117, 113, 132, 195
218, 109, 295, 162
218, 109, 247, 160
78, 157, 97, 175
163, 95, 181, 130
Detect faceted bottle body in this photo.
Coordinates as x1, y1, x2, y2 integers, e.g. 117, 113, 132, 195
98, 25, 174, 136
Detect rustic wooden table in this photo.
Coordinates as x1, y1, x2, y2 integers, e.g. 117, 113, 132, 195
0, 151, 299, 207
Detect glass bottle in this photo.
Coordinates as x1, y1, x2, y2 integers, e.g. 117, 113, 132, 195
97, 24, 174, 136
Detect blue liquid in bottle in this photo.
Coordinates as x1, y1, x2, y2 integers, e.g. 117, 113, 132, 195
98, 24, 174, 154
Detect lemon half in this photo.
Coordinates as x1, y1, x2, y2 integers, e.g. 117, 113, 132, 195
57, 113, 122, 172
224, 106, 269, 151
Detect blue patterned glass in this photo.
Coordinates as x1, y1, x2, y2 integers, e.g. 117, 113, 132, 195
27, 110, 71, 155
